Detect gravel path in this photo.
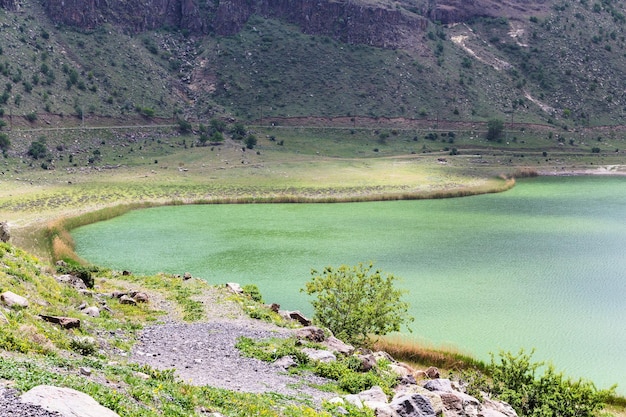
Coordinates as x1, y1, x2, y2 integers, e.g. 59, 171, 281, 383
130, 319, 334, 403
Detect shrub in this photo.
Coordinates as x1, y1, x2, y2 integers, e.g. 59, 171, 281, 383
486, 350, 614, 417
486, 119, 504, 141
56, 264, 96, 288
27, 138, 47, 159
302, 263, 413, 346
244, 134, 257, 149
242, 284, 264, 303
0, 133, 9, 151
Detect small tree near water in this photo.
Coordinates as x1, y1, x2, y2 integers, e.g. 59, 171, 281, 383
302, 263, 413, 346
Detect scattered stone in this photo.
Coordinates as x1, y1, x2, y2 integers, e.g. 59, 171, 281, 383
226, 282, 243, 294
183, 272, 193, 280
389, 362, 415, 378
267, 303, 280, 312
274, 356, 298, 369
39, 315, 81, 329
0, 291, 29, 308
111, 291, 126, 299
322, 336, 354, 356
373, 351, 395, 363
83, 306, 100, 317
122, 270, 132, 276
423, 378, 454, 393
132, 292, 149, 303
481, 396, 518, 417
20, 385, 120, 417
301, 347, 336, 363
79, 367, 92, 376
78, 302, 87, 310
295, 326, 326, 342
55, 260, 67, 268
343, 394, 363, 409
119, 295, 137, 305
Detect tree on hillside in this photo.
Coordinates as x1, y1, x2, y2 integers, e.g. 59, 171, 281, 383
486, 118, 504, 142
230, 122, 247, 140
302, 263, 413, 346
27, 137, 48, 160
0, 133, 9, 153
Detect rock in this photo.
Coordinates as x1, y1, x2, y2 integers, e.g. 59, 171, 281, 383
399, 374, 417, 386
79, 367, 92, 376
394, 386, 444, 416
301, 347, 336, 363
183, 272, 193, 280
226, 282, 243, 294
389, 363, 415, 378
134, 372, 150, 380
20, 385, 120, 417
295, 326, 327, 342
0, 291, 29, 308
83, 306, 100, 317
357, 353, 377, 371
285, 310, 311, 326
55, 260, 67, 268
425, 366, 440, 379
266, 303, 280, 312
111, 291, 126, 298
423, 378, 454, 393
55, 274, 88, 290
274, 356, 298, 369
365, 401, 395, 416
119, 295, 137, 305
390, 393, 436, 417
373, 351, 395, 363
132, 292, 149, 303
122, 270, 132, 276
39, 315, 81, 329
0, 221, 10, 242
343, 394, 363, 408
356, 385, 388, 403
322, 336, 354, 356
481, 396, 518, 417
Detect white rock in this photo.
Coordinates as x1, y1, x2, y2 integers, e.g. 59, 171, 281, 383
0, 291, 29, 308
20, 385, 120, 417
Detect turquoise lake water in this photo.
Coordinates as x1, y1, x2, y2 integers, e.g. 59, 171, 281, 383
72, 176, 626, 393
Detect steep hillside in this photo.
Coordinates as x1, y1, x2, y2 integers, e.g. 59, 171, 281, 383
0, 0, 625, 127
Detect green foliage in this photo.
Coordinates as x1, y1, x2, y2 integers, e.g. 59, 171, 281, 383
69, 336, 98, 356
303, 263, 413, 346
236, 336, 310, 365
0, 132, 9, 151
230, 122, 247, 140
244, 134, 257, 149
486, 118, 504, 142
27, 137, 48, 159
177, 118, 193, 133
467, 350, 615, 417
242, 284, 264, 303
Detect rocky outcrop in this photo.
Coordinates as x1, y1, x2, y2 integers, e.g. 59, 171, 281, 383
428, 0, 549, 24
0, 222, 9, 243
43, 0, 428, 48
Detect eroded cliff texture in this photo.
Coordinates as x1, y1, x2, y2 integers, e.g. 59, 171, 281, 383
42, 0, 428, 48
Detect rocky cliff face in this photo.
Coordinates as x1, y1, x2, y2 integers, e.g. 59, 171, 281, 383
428, 0, 549, 24
43, 0, 427, 48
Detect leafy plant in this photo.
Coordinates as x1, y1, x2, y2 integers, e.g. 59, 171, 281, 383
302, 263, 413, 346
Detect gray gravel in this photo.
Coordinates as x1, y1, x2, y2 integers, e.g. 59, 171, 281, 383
131, 320, 335, 403
0, 388, 61, 417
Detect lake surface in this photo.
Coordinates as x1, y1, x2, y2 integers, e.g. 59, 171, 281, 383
73, 176, 626, 393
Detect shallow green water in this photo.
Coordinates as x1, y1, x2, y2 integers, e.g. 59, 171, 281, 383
73, 176, 626, 393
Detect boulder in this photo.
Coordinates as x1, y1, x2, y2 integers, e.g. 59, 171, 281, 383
425, 366, 440, 379
20, 385, 120, 417
393, 386, 444, 416
355, 385, 388, 403
283, 310, 311, 326
274, 356, 298, 369
226, 282, 243, 294
119, 295, 137, 305
55, 274, 87, 290
423, 378, 454, 393
39, 315, 81, 329
132, 292, 149, 303
356, 353, 377, 371
388, 363, 415, 378
481, 396, 518, 417
322, 336, 355, 356
295, 326, 327, 342
301, 347, 336, 363
82, 306, 100, 317
438, 391, 481, 417
390, 393, 436, 417
0, 291, 29, 308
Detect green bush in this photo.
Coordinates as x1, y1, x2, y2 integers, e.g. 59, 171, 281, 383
56, 264, 96, 289
302, 263, 413, 346
484, 350, 614, 417
242, 284, 264, 303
